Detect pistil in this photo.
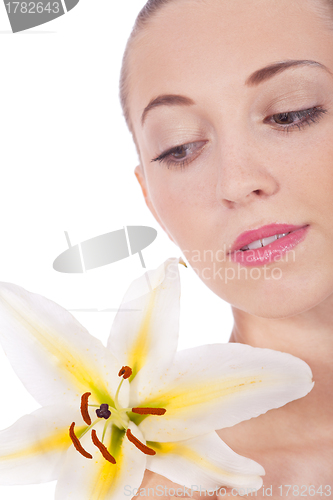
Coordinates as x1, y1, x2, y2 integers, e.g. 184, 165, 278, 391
96, 403, 111, 419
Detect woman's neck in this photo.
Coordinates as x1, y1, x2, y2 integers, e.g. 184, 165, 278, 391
229, 297, 333, 439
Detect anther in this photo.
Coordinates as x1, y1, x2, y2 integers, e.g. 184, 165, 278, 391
80, 392, 92, 425
69, 422, 92, 459
126, 428, 156, 456
132, 407, 166, 416
91, 429, 116, 464
118, 366, 132, 379
96, 403, 111, 420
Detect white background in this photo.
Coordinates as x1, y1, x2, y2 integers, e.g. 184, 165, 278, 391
0, 1, 233, 497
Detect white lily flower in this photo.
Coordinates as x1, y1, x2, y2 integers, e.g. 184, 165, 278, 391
0, 257, 313, 499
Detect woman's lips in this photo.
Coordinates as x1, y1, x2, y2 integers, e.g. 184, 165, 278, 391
229, 224, 309, 267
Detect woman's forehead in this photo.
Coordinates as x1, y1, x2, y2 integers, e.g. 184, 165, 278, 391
127, 0, 333, 130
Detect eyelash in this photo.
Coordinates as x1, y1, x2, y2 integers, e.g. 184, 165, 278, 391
264, 106, 327, 132
151, 106, 327, 170
151, 141, 207, 170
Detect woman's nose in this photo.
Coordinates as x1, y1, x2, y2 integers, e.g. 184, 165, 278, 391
215, 140, 279, 209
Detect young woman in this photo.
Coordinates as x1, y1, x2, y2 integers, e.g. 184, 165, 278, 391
119, 0, 333, 496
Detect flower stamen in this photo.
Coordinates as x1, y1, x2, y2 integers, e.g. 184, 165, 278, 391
118, 366, 132, 379
69, 422, 92, 459
91, 429, 116, 464
132, 407, 166, 416
126, 428, 156, 456
115, 366, 132, 411
101, 420, 109, 443
80, 392, 92, 425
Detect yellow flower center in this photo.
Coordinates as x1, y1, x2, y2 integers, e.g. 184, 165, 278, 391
68, 365, 166, 463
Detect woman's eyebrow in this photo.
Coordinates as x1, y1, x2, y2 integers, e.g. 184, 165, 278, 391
141, 94, 195, 126
245, 59, 331, 86
140, 61, 331, 125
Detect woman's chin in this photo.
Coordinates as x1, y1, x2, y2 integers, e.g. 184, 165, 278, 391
197, 265, 333, 319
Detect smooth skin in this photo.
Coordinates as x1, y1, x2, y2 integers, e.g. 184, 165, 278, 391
126, 0, 333, 496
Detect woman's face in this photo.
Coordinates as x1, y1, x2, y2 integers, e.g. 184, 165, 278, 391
127, 0, 333, 318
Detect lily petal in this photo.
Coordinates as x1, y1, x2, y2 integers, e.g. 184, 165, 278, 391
0, 282, 125, 407
146, 431, 264, 491
0, 404, 82, 485
107, 258, 181, 390
55, 421, 147, 500
135, 343, 313, 441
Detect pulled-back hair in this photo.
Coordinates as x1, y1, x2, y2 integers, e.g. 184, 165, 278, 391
119, 0, 178, 139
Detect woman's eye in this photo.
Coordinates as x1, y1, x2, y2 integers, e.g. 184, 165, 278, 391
170, 145, 189, 159
151, 141, 207, 170
267, 106, 327, 131
272, 112, 295, 124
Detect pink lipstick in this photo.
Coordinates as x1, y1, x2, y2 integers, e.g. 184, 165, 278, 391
229, 223, 309, 267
